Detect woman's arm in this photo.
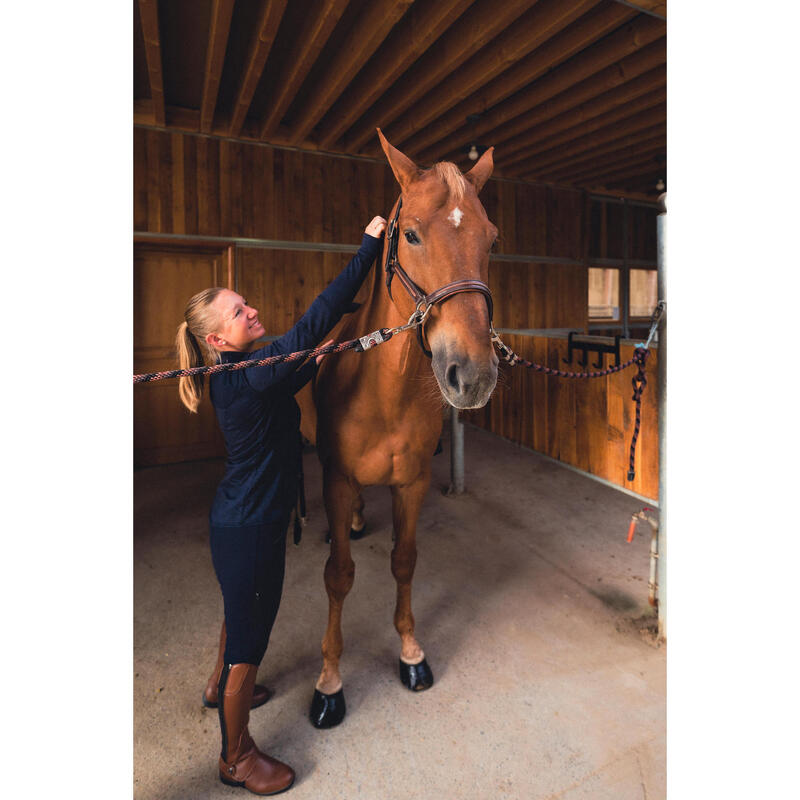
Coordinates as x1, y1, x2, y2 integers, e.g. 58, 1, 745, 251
244, 218, 386, 392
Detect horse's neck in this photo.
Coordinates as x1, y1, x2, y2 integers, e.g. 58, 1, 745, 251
357, 254, 438, 411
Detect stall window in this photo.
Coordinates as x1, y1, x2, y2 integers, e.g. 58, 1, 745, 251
629, 269, 658, 319
588, 268, 619, 320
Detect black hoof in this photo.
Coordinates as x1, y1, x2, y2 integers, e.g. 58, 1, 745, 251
325, 525, 366, 543
349, 524, 367, 540
399, 658, 434, 691
310, 688, 346, 728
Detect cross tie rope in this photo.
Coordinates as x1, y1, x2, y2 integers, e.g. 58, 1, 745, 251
490, 330, 650, 481
132, 329, 392, 384
134, 303, 663, 482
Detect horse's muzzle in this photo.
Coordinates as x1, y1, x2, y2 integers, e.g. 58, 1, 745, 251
433, 349, 498, 409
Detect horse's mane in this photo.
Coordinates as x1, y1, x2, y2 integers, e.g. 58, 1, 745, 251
430, 162, 466, 204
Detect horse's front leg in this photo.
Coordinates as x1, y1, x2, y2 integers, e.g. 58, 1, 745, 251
350, 492, 366, 537
310, 466, 357, 728
391, 476, 435, 691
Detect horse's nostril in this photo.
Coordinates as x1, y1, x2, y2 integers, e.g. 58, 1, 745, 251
446, 363, 460, 391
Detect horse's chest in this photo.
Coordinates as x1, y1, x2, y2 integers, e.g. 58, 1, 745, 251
330, 410, 442, 486
354, 436, 428, 486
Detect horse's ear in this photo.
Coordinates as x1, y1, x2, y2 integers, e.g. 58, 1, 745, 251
465, 147, 494, 193
377, 128, 420, 190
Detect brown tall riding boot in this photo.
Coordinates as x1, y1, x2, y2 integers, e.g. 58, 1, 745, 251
218, 663, 295, 796
203, 622, 270, 709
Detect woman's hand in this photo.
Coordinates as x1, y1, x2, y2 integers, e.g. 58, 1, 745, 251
316, 339, 335, 365
364, 216, 387, 238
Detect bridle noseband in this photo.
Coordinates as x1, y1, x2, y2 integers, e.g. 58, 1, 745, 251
383, 197, 494, 358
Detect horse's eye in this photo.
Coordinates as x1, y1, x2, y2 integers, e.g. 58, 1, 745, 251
404, 230, 420, 245
490, 237, 499, 253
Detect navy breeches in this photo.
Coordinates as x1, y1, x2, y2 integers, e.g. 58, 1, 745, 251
210, 517, 289, 666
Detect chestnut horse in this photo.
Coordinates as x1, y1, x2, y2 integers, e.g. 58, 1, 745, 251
302, 131, 499, 728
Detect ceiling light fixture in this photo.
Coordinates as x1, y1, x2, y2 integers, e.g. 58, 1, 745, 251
466, 113, 486, 161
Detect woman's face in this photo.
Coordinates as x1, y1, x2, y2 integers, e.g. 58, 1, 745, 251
207, 290, 265, 351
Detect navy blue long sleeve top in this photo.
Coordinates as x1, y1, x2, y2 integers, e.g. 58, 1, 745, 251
208, 233, 382, 528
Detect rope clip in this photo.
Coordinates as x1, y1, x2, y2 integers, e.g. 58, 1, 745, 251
642, 300, 666, 349
358, 329, 389, 351
490, 327, 519, 365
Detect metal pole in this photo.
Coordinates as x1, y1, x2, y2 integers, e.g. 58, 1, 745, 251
622, 199, 630, 339
449, 406, 465, 494
656, 193, 667, 640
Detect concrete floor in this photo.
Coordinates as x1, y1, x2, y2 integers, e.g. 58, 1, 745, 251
134, 424, 665, 800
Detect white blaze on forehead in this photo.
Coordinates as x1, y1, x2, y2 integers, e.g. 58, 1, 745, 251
447, 207, 463, 227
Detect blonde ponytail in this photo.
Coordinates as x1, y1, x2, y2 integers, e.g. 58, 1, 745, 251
176, 287, 226, 413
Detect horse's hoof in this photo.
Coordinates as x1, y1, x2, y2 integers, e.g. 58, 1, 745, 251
399, 658, 434, 691
310, 688, 346, 728
324, 526, 366, 543
349, 524, 367, 540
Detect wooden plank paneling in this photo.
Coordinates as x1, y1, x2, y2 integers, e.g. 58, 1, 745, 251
170, 133, 185, 235
464, 335, 659, 499
236, 247, 372, 338
134, 128, 148, 230
489, 261, 586, 331
135, 130, 402, 242
133, 244, 231, 466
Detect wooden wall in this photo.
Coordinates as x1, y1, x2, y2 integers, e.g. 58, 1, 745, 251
134, 127, 658, 492
134, 128, 397, 242
134, 127, 592, 336
462, 335, 659, 501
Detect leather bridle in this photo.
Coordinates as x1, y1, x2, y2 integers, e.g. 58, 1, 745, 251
383, 197, 494, 358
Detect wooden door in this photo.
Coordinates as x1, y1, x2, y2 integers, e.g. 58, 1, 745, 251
134, 243, 232, 466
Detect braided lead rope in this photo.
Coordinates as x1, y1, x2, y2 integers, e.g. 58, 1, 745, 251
133, 299, 440, 384
133, 327, 394, 383
627, 349, 650, 480
490, 329, 639, 378
490, 329, 651, 481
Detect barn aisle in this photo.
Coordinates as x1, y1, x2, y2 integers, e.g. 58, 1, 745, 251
134, 424, 665, 800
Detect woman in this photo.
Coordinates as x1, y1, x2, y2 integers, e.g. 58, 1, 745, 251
175, 216, 386, 795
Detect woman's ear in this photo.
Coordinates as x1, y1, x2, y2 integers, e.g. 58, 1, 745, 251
205, 332, 225, 348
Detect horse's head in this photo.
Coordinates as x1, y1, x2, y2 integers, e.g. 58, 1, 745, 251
378, 130, 499, 410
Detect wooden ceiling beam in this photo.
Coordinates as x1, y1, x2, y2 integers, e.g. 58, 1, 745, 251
538, 132, 666, 182
510, 106, 665, 176
498, 88, 666, 171
440, 65, 664, 168
613, 1, 666, 20
287, 0, 415, 145
527, 127, 665, 180
604, 171, 665, 192
395, 0, 633, 159
476, 65, 664, 168
378, 0, 606, 152
258, 0, 351, 140
340, 0, 535, 153
315, 0, 476, 150
228, 0, 288, 138
414, 13, 665, 165
594, 168, 665, 193
444, 37, 664, 164
137, 0, 166, 126
200, 0, 236, 133
550, 151, 665, 185
581, 185, 659, 202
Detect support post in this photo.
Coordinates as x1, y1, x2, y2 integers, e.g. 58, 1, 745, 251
622, 199, 630, 339
449, 406, 464, 495
656, 193, 667, 640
